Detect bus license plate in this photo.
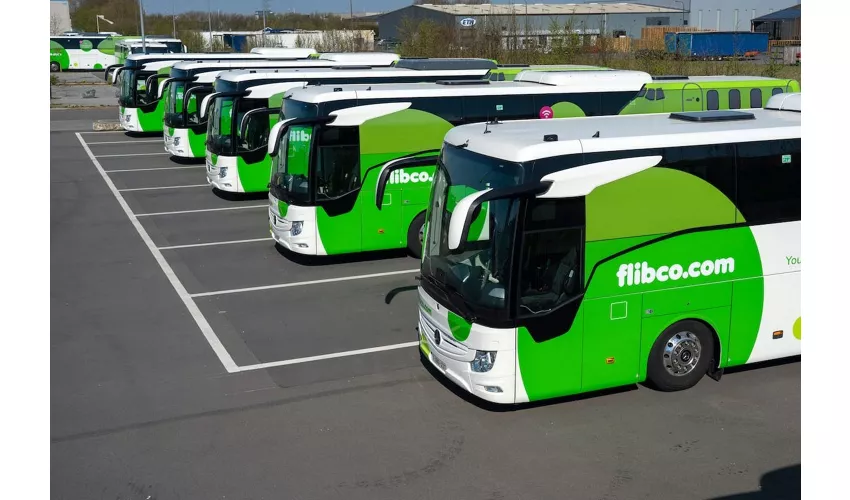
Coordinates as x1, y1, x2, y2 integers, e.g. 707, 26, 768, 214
431, 352, 447, 371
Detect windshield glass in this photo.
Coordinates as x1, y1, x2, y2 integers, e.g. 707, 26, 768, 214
207, 96, 236, 155
421, 145, 525, 313
270, 125, 313, 204
282, 99, 319, 121
118, 68, 137, 106
164, 80, 187, 127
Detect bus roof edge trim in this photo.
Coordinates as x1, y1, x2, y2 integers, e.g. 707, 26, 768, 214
328, 102, 413, 127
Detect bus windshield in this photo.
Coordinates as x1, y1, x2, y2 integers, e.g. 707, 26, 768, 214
421, 145, 525, 314
118, 69, 138, 106
270, 124, 361, 205
207, 96, 236, 155
164, 80, 188, 127
270, 125, 313, 204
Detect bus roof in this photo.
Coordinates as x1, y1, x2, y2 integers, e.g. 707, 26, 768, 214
645, 75, 799, 88
443, 93, 801, 163
285, 70, 652, 103
217, 66, 492, 84
175, 60, 388, 75
394, 58, 497, 71
250, 47, 317, 57
316, 52, 400, 64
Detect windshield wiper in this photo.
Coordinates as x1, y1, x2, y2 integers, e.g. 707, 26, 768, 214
440, 279, 477, 324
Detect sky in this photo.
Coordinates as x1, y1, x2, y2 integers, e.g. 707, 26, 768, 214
138, 0, 798, 18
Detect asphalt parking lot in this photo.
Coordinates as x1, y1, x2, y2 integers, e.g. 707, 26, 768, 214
51, 108, 801, 500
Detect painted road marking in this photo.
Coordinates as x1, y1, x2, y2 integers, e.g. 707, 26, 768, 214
87, 139, 163, 145
95, 152, 171, 158
117, 184, 209, 192
76, 133, 239, 373
105, 165, 205, 173
236, 342, 420, 372
159, 238, 272, 250
190, 269, 420, 298
135, 205, 268, 217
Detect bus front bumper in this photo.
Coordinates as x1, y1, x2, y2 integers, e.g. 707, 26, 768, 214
417, 290, 517, 405
206, 155, 240, 192
269, 202, 320, 255
120, 108, 141, 132
164, 128, 194, 157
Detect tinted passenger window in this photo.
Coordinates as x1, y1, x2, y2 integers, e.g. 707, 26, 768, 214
750, 88, 763, 108
735, 139, 801, 224
772, 87, 784, 96
315, 126, 361, 199
706, 90, 719, 110
655, 89, 665, 100
408, 97, 464, 124
518, 198, 585, 316
729, 89, 741, 109
463, 95, 534, 123
645, 89, 656, 101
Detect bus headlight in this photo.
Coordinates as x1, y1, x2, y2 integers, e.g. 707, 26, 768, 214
470, 350, 497, 373
173, 137, 180, 146
290, 221, 304, 236
218, 167, 228, 178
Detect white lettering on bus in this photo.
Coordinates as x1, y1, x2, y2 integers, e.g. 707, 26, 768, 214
616, 258, 735, 287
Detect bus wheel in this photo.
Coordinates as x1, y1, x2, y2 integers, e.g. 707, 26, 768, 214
50, 62, 60, 73
646, 320, 715, 392
407, 212, 426, 259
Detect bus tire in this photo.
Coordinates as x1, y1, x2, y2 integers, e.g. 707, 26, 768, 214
646, 320, 715, 392
50, 62, 60, 73
407, 212, 426, 259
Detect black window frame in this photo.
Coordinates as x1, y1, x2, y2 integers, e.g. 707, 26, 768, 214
734, 139, 801, 225
706, 90, 719, 110
750, 88, 763, 108
729, 89, 741, 109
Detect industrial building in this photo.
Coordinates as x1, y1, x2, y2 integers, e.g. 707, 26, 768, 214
752, 3, 801, 40
49, 0, 72, 35
376, 3, 685, 44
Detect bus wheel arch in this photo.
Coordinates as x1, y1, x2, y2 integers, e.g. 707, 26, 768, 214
407, 211, 427, 259
646, 318, 718, 392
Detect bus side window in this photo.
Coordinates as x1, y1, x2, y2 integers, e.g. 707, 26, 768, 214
645, 89, 656, 101
498, 73, 505, 81
409, 97, 464, 124
735, 139, 801, 224
750, 88, 763, 108
772, 87, 784, 96
706, 90, 719, 110
518, 198, 585, 316
489, 73, 498, 81
729, 89, 741, 109
462, 95, 534, 123
655, 89, 665, 100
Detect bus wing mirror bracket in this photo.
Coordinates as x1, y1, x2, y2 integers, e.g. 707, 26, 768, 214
536, 155, 663, 199
240, 107, 277, 142
268, 116, 336, 158
375, 154, 439, 210
447, 182, 550, 252
199, 92, 219, 120
157, 77, 175, 99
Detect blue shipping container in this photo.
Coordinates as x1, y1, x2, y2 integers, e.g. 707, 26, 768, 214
673, 32, 769, 58
664, 32, 678, 54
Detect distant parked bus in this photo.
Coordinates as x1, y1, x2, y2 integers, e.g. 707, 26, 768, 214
50, 34, 115, 72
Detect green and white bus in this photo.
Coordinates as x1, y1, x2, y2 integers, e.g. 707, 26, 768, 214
50, 34, 116, 72
116, 54, 369, 133
203, 61, 500, 190
411, 93, 801, 405
162, 60, 380, 157
619, 75, 801, 114
163, 58, 469, 158
265, 72, 802, 258
487, 64, 609, 81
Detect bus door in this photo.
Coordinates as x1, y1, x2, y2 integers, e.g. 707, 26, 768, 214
681, 83, 704, 112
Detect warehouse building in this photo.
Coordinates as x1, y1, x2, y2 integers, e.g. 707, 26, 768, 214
751, 3, 801, 40
376, 3, 686, 44
50, 0, 73, 35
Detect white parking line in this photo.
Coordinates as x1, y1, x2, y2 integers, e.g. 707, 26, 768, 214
87, 139, 162, 145
235, 342, 420, 372
118, 184, 209, 192
76, 133, 240, 373
135, 204, 268, 217
190, 269, 420, 298
105, 165, 204, 173
159, 238, 272, 250
95, 152, 170, 158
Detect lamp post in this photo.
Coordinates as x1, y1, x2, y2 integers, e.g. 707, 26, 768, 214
96, 14, 113, 33
137, 0, 147, 53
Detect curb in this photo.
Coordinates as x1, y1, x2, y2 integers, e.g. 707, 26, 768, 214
93, 119, 123, 131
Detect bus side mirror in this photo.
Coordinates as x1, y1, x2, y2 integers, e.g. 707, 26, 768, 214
267, 121, 289, 157
199, 93, 217, 119
374, 154, 439, 210
157, 78, 174, 100
447, 182, 554, 252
